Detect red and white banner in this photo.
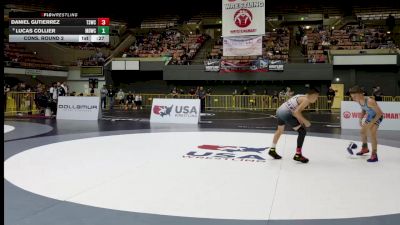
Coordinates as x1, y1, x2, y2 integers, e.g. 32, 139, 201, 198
223, 36, 262, 56
219, 58, 269, 72
222, 0, 265, 37
341, 101, 400, 130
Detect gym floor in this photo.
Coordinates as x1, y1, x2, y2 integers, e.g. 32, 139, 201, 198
4, 110, 400, 225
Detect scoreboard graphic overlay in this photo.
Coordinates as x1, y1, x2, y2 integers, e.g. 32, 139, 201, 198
9, 12, 109, 43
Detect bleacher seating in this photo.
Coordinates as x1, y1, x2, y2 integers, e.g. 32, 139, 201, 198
305, 26, 396, 63
4, 40, 65, 70
208, 38, 223, 59
263, 28, 290, 62
141, 15, 179, 29
57, 42, 111, 51
122, 30, 208, 65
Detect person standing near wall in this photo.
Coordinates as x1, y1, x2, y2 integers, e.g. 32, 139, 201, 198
100, 85, 108, 110
301, 34, 308, 56
285, 87, 294, 98
107, 85, 116, 110
327, 86, 336, 109
116, 89, 125, 109
171, 87, 179, 98
49, 83, 58, 115
373, 86, 383, 101
240, 86, 250, 108
197, 86, 207, 113
61, 82, 68, 96
57, 82, 66, 97
125, 91, 134, 110
279, 88, 286, 105
4, 83, 10, 111
135, 93, 143, 110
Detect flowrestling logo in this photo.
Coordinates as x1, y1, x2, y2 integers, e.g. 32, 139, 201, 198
183, 144, 268, 163
153, 105, 198, 118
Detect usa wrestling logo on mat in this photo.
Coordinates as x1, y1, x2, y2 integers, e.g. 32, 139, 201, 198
183, 145, 268, 162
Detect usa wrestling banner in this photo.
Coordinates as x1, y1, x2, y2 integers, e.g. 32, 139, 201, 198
222, 0, 265, 37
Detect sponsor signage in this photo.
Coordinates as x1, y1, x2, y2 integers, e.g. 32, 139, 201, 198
56, 96, 101, 120
268, 61, 285, 71
222, 0, 265, 37
341, 101, 400, 130
204, 59, 221, 72
150, 98, 201, 124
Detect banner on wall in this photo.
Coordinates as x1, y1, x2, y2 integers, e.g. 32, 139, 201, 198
223, 36, 262, 56
222, 0, 265, 37
341, 101, 400, 130
220, 59, 264, 72
220, 58, 269, 72
204, 59, 285, 73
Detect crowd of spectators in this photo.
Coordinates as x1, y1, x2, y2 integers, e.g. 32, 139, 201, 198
263, 28, 290, 62
170, 86, 212, 96
100, 86, 144, 110
301, 25, 396, 63
168, 86, 209, 112
75, 48, 109, 66
59, 42, 111, 50
122, 30, 209, 65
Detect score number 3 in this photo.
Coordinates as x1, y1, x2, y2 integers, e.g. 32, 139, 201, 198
97, 18, 110, 26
